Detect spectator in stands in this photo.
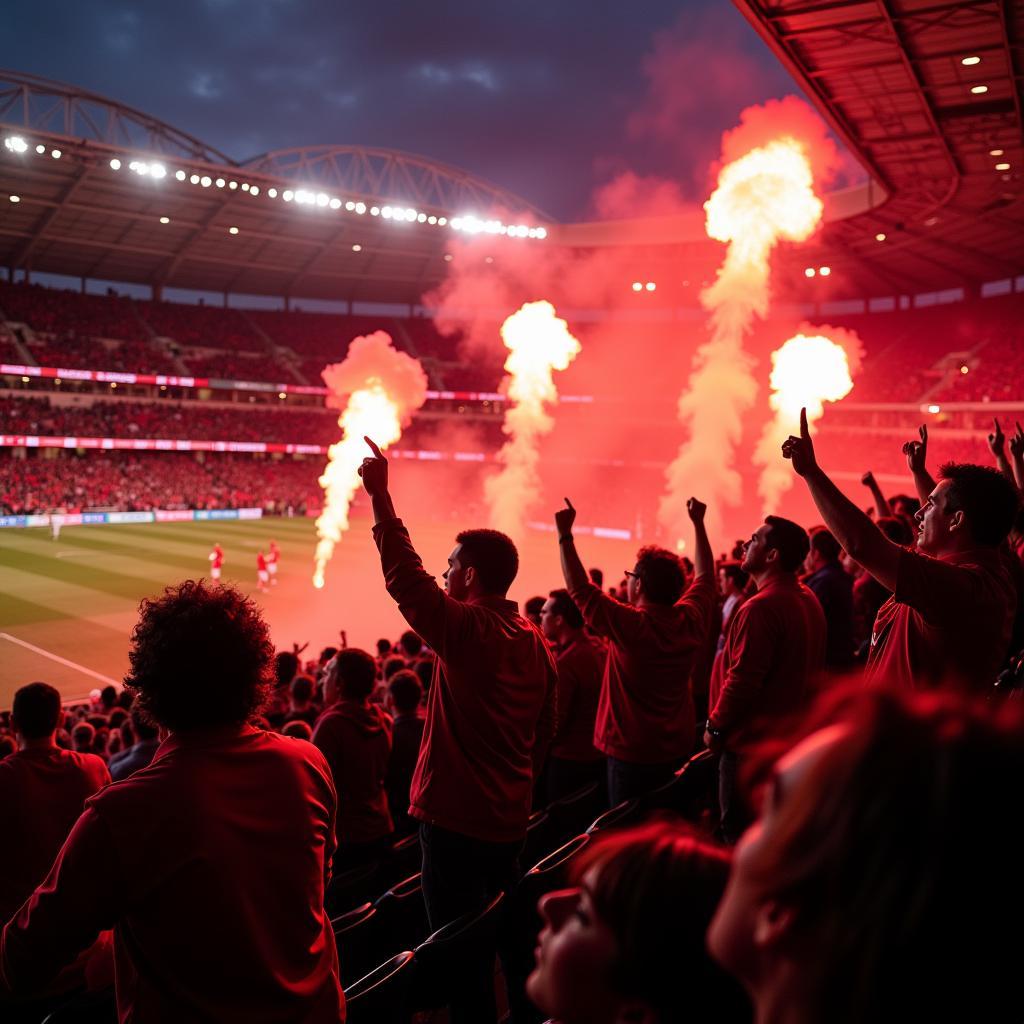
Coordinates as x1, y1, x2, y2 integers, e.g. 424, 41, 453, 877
382, 655, 407, 681
282, 720, 313, 741
312, 648, 393, 868
0, 682, 110, 926
539, 588, 605, 802
384, 669, 426, 837
70, 721, 96, 757
556, 497, 715, 805
803, 527, 855, 671
398, 630, 423, 660
707, 516, 826, 843
524, 595, 546, 627
360, 437, 555, 1024
0, 735, 15, 761
784, 409, 1019, 691
717, 561, 749, 652
107, 709, 160, 782
0, 582, 344, 1022
708, 687, 1024, 1023
850, 515, 913, 654
283, 675, 320, 728
376, 637, 393, 659
528, 822, 750, 1023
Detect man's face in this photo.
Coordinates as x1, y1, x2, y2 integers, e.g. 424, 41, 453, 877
741, 524, 773, 574
539, 598, 561, 641
443, 544, 469, 600
915, 479, 960, 556
626, 566, 642, 605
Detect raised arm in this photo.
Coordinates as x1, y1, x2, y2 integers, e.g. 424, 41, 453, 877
902, 424, 936, 508
1008, 422, 1024, 496
860, 471, 892, 517
987, 418, 1016, 484
687, 497, 714, 579
359, 436, 397, 523
555, 498, 589, 593
783, 408, 902, 592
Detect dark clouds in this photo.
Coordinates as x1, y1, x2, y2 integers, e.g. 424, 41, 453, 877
3, 0, 796, 219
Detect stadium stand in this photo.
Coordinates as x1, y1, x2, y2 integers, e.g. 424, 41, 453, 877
136, 299, 264, 351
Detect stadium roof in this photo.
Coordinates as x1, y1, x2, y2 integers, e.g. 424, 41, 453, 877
736, 0, 1024, 294
0, 70, 550, 305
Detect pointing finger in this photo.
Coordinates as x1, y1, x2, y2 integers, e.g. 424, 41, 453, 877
364, 436, 383, 458
800, 407, 809, 439
564, 498, 575, 512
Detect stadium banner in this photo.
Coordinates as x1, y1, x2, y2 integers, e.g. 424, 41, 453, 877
0, 508, 263, 529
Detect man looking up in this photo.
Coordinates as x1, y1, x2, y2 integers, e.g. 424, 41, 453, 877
804, 526, 855, 671
538, 588, 605, 802
706, 516, 826, 841
783, 409, 1019, 692
555, 496, 715, 806
359, 438, 555, 1024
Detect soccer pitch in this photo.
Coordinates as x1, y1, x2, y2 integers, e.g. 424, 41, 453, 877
0, 510, 637, 710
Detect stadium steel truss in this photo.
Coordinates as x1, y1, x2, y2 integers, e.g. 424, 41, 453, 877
0, 70, 549, 304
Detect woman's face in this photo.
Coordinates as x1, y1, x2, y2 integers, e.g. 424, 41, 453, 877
706, 726, 846, 991
527, 866, 623, 1024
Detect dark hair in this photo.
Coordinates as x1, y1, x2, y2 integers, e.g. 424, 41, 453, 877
764, 516, 811, 572
100, 685, 118, 710
719, 560, 749, 590
749, 687, 1024, 1022
414, 657, 434, 694
72, 721, 96, 748
455, 528, 519, 594
809, 527, 841, 563
546, 588, 584, 630
336, 648, 377, 701
129, 707, 159, 741
376, 637, 393, 657
319, 646, 338, 665
275, 651, 299, 688
876, 515, 913, 547
13, 682, 62, 739
938, 462, 1019, 547
382, 655, 405, 680
124, 580, 273, 732
589, 567, 604, 588
525, 595, 546, 620
398, 631, 422, 658
108, 707, 128, 730
572, 823, 748, 1020
634, 546, 686, 605
282, 719, 313, 741
290, 674, 314, 703
0, 734, 16, 760
387, 669, 423, 714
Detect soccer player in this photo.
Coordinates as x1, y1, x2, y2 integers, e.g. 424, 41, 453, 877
50, 511, 64, 542
256, 551, 269, 593
267, 540, 280, 586
208, 543, 224, 582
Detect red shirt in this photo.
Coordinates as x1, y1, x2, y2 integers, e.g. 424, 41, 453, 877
313, 700, 394, 844
550, 635, 605, 762
210, 547, 224, 569
0, 747, 110, 924
373, 518, 557, 842
0, 726, 344, 1023
866, 546, 1016, 693
257, 553, 268, 571
570, 577, 716, 764
709, 576, 826, 752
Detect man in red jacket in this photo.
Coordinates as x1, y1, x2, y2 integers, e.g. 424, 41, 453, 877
313, 647, 393, 868
359, 438, 556, 1024
555, 496, 715, 806
0, 581, 344, 1024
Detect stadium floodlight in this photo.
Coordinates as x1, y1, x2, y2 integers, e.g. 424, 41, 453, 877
200, 175, 212, 187
437, 216, 447, 226
406, 208, 417, 221
216, 177, 225, 188
35, 144, 45, 154
451, 217, 463, 230
241, 182, 251, 192
227, 180, 237, 189
110, 158, 122, 170
352, 243, 362, 252
927, 404, 941, 414
228, 226, 239, 234
345, 201, 355, 211
995, 162, 1011, 171
4, 136, 28, 153
417, 212, 427, 222
355, 202, 366, 214
961, 56, 981, 66
370, 206, 380, 216
9, 195, 20, 203
267, 187, 278, 198
875, 232, 886, 241
819, 266, 831, 276
329, 197, 341, 209
805, 267, 816, 277
971, 85, 989, 94
631, 282, 642, 292
51, 149, 61, 159
175, 169, 186, 180
316, 192, 329, 207
428, 215, 437, 224
150, 163, 166, 178
645, 281, 656, 291
536, 227, 547, 239
249, 185, 259, 196
159, 216, 170, 224
189, 173, 200, 184
381, 205, 393, 218
283, 190, 294, 201
990, 148, 1004, 156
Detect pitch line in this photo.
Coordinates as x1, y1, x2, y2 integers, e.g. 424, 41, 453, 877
0, 633, 120, 687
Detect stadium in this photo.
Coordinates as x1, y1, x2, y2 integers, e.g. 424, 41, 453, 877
2, 1, 1024, 1020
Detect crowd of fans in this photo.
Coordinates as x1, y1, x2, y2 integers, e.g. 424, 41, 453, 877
179, 351, 293, 383
4, 413, 1022, 1023
0, 451, 322, 515
0, 282, 144, 342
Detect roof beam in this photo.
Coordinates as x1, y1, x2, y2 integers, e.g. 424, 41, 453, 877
7, 159, 93, 269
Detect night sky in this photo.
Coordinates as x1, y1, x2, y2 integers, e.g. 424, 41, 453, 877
3, 1, 797, 221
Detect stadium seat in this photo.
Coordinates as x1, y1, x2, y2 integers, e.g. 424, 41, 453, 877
639, 748, 717, 820
372, 872, 431, 951
587, 797, 643, 834
545, 781, 604, 845
344, 950, 415, 1024
324, 859, 381, 917
408, 891, 506, 1012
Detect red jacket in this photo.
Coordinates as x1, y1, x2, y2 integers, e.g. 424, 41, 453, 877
313, 700, 393, 844
0, 726, 344, 1023
571, 577, 716, 764
373, 518, 556, 842
550, 635, 605, 762
709, 576, 826, 751
0, 747, 110, 924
